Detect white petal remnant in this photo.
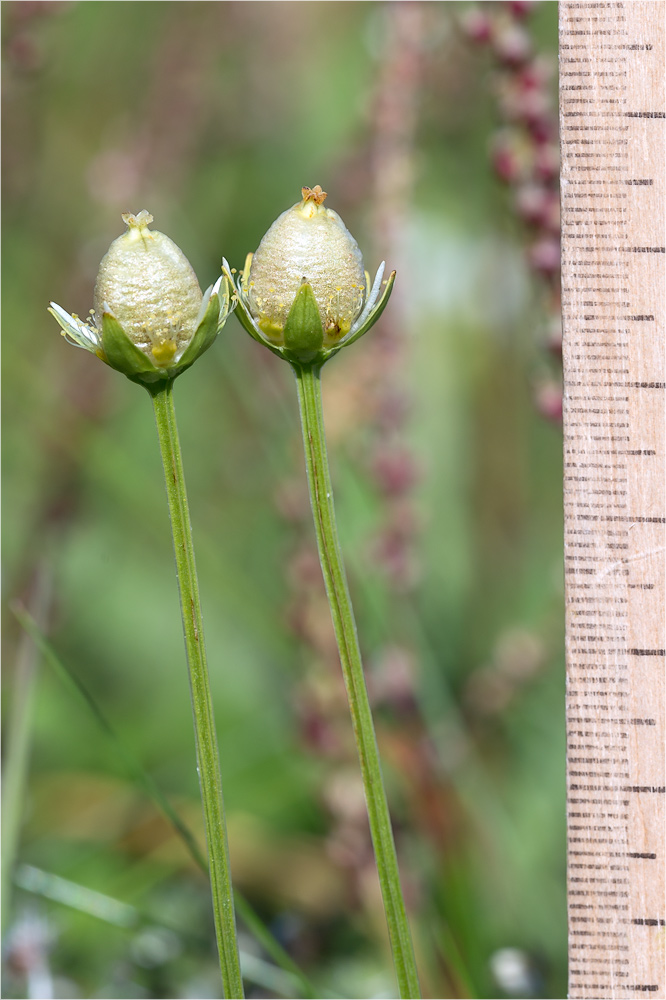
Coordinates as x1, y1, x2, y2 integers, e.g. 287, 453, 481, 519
93, 211, 203, 366
48, 302, 101, 353
246, 186, 366, 347
352, 261, 385, 334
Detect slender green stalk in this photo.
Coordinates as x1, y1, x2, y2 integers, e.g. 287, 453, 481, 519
292, 362, 421, 999
149, 379, 243, 1000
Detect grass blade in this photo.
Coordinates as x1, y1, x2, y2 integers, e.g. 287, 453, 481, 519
12, 603, 320, 999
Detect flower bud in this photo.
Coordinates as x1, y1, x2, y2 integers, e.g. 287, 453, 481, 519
49, 211, 232, 385
493, 25, 532, 67
534, 379, 563, 424
459, 8, 493, 45
248, 186, 365, 350
545, 316, 563, 358
528, 235, 560, 276
230, 186, 395, 366
505, 1, 537, 19
490, 131, 524, 184
534, 143, 559, 182
94, 210, 203, 367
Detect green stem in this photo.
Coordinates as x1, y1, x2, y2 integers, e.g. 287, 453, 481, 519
150, 380, 243, 1000
292, 362, 421, 999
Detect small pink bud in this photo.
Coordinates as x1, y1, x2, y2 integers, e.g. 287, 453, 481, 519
515, 186, 559, 230
7, 32, 42, 72
534, 381, 563, 423
510, 88, 552, 131
505, 0, 537, 18
527, 113, 554, 144
545, 318, 563, 359
514, 184, 550, 226
516, 61, 549, 91
534, 144, 559, 182
375, 390, 411, 432
297, 702, 341, 756
372, 448, 419, 496
528, 236, 560, 275
460, 8, 493, 44
542, 192, 560, 233
493, 25, 532, 66
491, 135, 522, 183
370, 646, 418, 716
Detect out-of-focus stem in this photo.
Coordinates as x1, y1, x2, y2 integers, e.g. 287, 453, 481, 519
1, 568, 53, 937
14, 604, 318, 999
149, 379, 243, 1000
292, 361, 421, 1000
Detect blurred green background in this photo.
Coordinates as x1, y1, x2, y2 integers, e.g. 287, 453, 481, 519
2, 2, 564, 998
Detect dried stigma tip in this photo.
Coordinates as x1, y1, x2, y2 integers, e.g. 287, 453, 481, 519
301, 185, 327, 206
121, 209, 154, 230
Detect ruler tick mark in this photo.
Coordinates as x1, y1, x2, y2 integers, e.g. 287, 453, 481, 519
561, 3, 665, 997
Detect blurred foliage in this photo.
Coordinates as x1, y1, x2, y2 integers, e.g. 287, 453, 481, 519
2, 2, 564, 998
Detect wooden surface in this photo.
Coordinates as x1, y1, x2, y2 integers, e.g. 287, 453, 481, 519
560, 2, 665, 996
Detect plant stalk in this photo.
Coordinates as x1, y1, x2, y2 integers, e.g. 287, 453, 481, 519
150, 379, 243, 999
292, 362, 421, 999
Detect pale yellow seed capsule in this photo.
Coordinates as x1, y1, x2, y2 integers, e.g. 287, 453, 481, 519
93, 210, 203, 365
247, 187, 366, 347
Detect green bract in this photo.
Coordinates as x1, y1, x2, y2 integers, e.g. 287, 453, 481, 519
49, 211, 232, 386
228, 186, 395, 366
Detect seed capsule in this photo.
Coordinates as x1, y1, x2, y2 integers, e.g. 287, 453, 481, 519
94, 210, 203, 366
49, 211, 231, 384
247, 186, 366, 348
230, 186, 395, 366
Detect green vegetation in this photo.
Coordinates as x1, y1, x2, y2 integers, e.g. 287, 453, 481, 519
2, 3, 565, 997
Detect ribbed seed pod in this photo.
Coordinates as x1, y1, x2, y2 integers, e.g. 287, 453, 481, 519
94, 210, 203, 366
247, 186, 366, 348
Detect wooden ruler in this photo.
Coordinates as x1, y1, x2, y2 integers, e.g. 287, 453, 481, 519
560, 2, 665, 996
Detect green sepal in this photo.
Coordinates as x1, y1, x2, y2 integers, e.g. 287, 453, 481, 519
101, 312, 164, 384
326, 270, 396, 358
171, 292, 220, 375
283, 281, 324, 362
